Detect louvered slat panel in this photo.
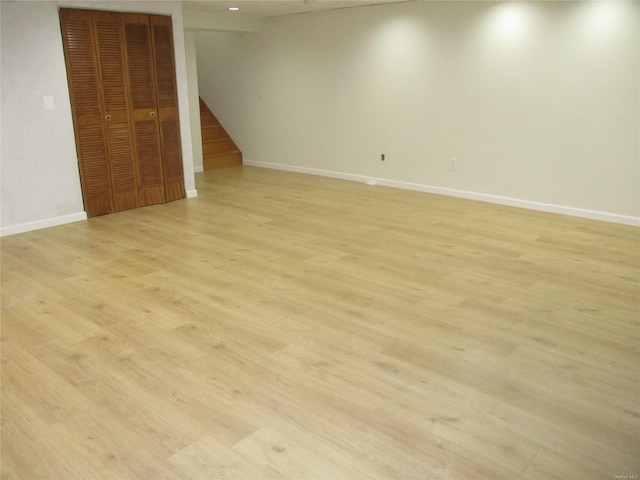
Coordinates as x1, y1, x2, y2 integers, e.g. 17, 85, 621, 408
152, 23, 177, 108
78, 124, 110, 194
107, 123, 138, 211
134, 121, 162, 188
151, 15, 185, 202
161, 125, 186, 202
161, 119, 185, 202
64, 19, 100, 115
78, 124, 112, 216
107, 123, 136, 193
95, 15, 126, 111
134, 120, 165, 206
160, 120, 181, 181
124, 21, 156, 110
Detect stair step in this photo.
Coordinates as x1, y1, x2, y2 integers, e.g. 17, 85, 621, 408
200, 114, 215, 126
203, 151, 242, 169
201, 125, 224, 141
203, 138, 237, 156
205, 149, 241, 157
202, 135, 231, 143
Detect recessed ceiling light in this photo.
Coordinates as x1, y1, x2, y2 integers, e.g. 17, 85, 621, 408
228, 7, 240, 11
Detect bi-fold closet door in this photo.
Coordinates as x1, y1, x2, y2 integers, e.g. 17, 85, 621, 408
60, 8, 185, 217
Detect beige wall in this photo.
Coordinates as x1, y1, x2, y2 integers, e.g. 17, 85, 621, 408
196, 1, 639, 223
185, 30, 204, 173
0, 0, 196, 236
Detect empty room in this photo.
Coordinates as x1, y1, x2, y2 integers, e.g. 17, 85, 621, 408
1, 0, 638, 479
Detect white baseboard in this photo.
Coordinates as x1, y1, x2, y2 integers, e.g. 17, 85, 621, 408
243, 159, 640, 227
0, 211, 88, 237
2, 189, 200, 237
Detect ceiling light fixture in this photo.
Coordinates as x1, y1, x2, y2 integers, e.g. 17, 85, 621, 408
228, 7, 240, 11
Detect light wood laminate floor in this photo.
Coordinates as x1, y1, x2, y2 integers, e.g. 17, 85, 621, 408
2, 165, 639, 479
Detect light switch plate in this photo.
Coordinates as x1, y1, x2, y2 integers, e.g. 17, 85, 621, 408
43, 96, 55, 110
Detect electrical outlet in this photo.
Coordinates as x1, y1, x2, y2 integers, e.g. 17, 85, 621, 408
449, 157, 458, 171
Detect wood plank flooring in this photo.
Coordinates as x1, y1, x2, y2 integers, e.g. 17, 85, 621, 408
2, 165, 639, 479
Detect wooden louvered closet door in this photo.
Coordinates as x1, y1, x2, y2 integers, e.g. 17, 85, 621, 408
151, 15, 185, 202
95, 11, 139, 213
60, 8, 185, 217
60, 9, 113, 216
122, 13, 165, 207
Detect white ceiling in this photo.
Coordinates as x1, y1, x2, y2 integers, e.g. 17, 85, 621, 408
182, 0, 415, 18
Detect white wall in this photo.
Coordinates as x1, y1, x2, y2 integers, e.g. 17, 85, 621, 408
1, 1, 86, 235
0, 0, 197, 236
185, 30, 204, 173
195, 1, 640, 223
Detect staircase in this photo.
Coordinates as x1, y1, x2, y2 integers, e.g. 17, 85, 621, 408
199, 97, 242, 169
